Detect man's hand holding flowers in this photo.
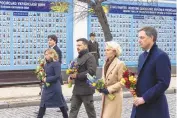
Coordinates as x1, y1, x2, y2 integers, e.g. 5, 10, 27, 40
70, 74, 77, 79
66, 60, 78, 88
120, 67, 137, 98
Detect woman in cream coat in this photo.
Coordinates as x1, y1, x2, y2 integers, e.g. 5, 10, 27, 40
100, 41, 125, 118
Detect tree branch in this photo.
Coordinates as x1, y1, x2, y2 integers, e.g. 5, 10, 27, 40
98, 0, 107, 3
72, 1, 88, 9
77, 0, 92, 4
74, 11, 88, 23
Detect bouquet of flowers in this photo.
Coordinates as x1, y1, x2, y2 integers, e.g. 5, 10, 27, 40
66, 60, 78, 88
35, 58, 50, 87
120, 67, 137, 97
86, 73, 116, 100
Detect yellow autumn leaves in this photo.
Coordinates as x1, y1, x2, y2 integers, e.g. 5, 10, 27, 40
88, 5, 109, 14
50, 2, 69, 13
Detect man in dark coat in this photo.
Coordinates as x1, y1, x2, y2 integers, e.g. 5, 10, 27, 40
88, 33, 100, 66
131, 26, 171, 118
48, 34, 63, 84
68, 38, 97, 118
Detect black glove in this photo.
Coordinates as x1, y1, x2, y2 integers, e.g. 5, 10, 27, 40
99, 88, 109, 95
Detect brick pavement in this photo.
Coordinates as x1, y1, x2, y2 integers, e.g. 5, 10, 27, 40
0, 94, 175, 118
0, 77, 176, 109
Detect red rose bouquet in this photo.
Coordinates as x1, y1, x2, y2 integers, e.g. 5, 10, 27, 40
120, 67, 137, 97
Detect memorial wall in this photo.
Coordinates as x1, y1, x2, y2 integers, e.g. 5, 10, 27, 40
88, 1, 176, 66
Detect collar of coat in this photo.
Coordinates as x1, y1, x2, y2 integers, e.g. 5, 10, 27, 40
78, 49, 89, 58
138, 43, 158, 75
103, 57, 121, 79
50, 44, 57, 49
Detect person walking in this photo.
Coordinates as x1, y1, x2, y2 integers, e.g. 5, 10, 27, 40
68, 38, 97, 118
131, 26, 171, 118
37, 49, 68, 118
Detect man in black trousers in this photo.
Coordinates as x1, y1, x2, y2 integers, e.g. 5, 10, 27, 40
68, 38, 97, 118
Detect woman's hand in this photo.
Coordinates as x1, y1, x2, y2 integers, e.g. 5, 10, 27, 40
99, 88, 109, 95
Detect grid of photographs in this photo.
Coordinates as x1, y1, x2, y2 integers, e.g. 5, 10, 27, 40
0, 11, 68, 69
90, 14, 176, 65
0, 12, 11, 66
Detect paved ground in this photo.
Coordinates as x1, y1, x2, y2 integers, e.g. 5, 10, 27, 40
0, 94, 175, 118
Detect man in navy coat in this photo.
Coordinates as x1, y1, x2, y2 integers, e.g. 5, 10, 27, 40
48, 35, 63, 85
48, 35, 62, 64
131, 26, 171, 118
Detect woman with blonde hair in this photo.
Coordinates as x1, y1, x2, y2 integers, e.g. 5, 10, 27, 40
37, 48, 68, 118
99, 41, 125, 118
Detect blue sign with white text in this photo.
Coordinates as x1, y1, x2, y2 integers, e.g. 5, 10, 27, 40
109, 4, 176, 16
0, 0, 69, 12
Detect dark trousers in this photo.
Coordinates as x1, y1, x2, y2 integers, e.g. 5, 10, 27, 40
69, 94, 96, 118
37, 106, 68, 118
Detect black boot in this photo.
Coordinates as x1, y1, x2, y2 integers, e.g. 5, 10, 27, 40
57, 106, 68, 112
37, 107, 46, 118
60, 106, 68, 118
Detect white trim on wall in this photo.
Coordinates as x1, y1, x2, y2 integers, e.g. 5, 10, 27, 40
73, 0, 88, 58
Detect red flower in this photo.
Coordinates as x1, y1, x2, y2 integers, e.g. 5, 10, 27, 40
40, 70, 44, 72
123, 70, 129, 78
126, 84, 130, 88
40, 63, 44, 67
129, 72, 135, 76
124, 77, 128, 81
121, 67, 137, 97
125, 81, 131, 88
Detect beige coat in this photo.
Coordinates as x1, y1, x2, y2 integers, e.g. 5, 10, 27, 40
101, 58, 125, 118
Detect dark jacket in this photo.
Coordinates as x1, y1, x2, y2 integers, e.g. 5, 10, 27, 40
88, 40, 100, 65
53, 45, 62, 63
40, 61, 66, 108
53, 45, 63, 85
131, 44, 171, 118
73, 49, 97, 95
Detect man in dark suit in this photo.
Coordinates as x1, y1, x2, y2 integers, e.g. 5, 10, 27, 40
68, 38, 97, 118
48, 34, 68, 111
48, 35, 62, 67
88, 33, 100, 66
131, 26, 171, 118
